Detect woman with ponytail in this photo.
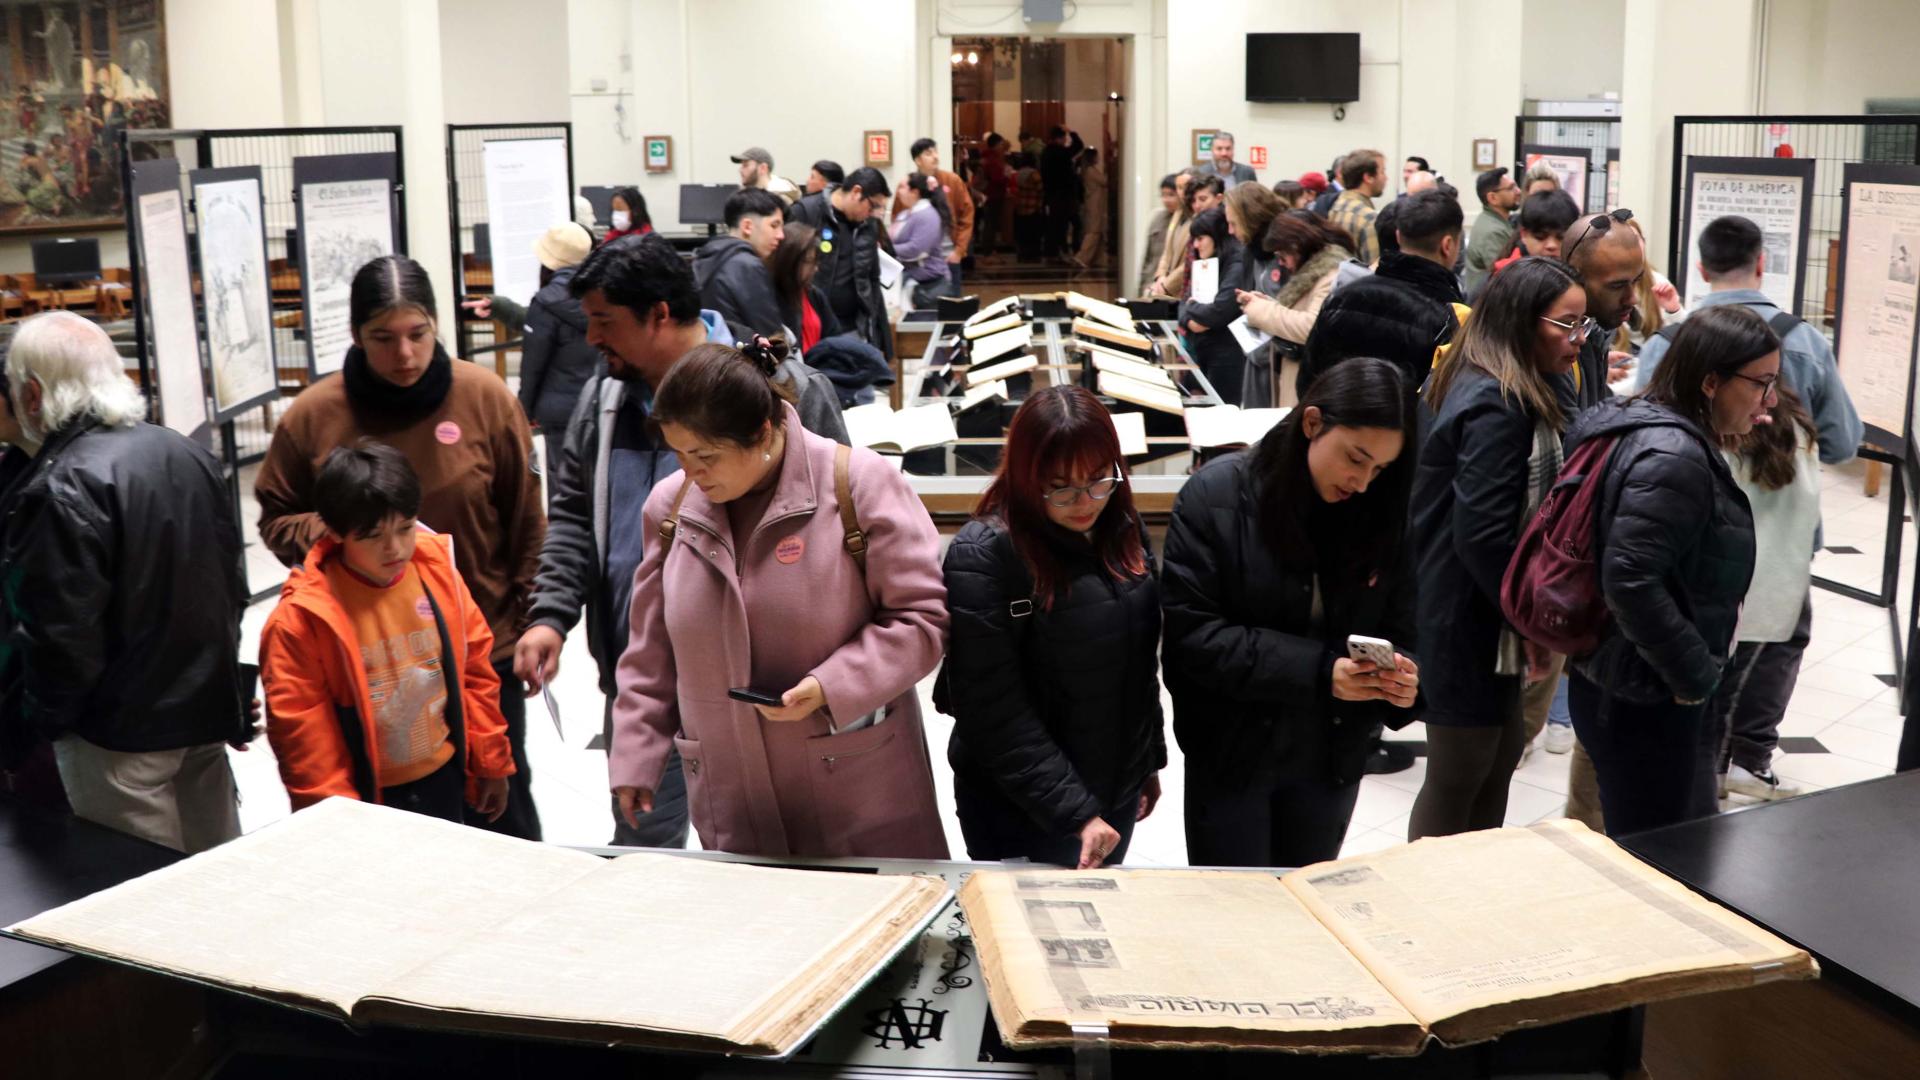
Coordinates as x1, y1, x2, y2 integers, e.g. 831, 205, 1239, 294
256, 255, 547, 840
608, 339, 951, 858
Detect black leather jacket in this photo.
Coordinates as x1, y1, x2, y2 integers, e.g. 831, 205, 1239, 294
0, 422, 247, 760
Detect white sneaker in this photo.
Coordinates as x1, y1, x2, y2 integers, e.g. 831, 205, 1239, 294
1544, 723, 1575, 754
1726, 763, 1802, 801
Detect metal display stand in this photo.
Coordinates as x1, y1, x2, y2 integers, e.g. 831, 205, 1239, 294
119, 126, 408, 602
443, 121, 574, 363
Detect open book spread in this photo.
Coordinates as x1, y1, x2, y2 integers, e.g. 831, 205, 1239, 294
1081, 345, 1174, 389
969, 324, 1032, 365
958, 382, 1009, 413
1098, 370, 1184, 416
960, 820, 1815, 1055
1065, 290, 1135, 331
966, 354, 1039, 389
1072, 316, 1154, 355
1185, 405, 1291, 449
964, 311, 1026, 339
844, 401, 959, 453
1110, 410, 1148, 456
4, 799, 949, 1059
964, 295, 1020, 328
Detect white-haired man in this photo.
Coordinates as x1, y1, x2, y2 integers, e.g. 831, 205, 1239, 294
0, 312, 251, 852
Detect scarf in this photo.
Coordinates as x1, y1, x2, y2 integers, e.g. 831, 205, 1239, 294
1273, 245, 1352, 308
1495, 419, 1565, 677
342, 342, 454, 424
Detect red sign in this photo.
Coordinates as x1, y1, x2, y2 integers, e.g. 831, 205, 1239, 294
1249, 145, 1268, 170
864, 131, 893, 166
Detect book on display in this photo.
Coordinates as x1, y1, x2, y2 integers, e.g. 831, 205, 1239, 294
1064, 290, 1136, 332
1097, 370, 1184, 416
843, 401, 959, 453
4, 798, 950, 1059
1185, 405, 1291, 450
1072, 317, 1155, 356
964, 355, 1039, 389
960, 819, 1816, 1054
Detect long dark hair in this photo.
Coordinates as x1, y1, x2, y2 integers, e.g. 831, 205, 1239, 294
1264, 209, 1355, 263
1642, 303, 1780, 433
350, 255, 438, 333
651, 339, 796, 447
903, 171, 952, 235
769, 221, 820, 313
1251, 357, 1415, 580
1737, 384, 1817, 491
977, 386, 1147, 608
611, 186, 650, 230
1426, 256, 1581, 428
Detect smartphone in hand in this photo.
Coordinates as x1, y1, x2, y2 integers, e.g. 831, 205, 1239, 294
1346, 635, 1396, 670
727, 687, 784, 707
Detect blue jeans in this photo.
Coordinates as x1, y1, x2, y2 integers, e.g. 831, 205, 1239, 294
1548, 675, 1572, 727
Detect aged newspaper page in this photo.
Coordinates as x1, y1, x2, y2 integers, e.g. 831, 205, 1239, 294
959, 869, 1425, 1054
5, 798, 601, 1015
363, 853, 948, 1052
1283, 819, 1816, 1044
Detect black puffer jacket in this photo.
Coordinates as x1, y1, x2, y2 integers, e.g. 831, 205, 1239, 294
786, 191, 892, 354
1299, 250, 1462, 398
1409, 368, 1539, 722
1566, 397, 1755, 704
693, 235, 785, 343
518, 264, 600, 432
1161, 451, 1418, 788
940, 518, 1166, 835
1178, 235, 1251, 404
0, 422, 247, 760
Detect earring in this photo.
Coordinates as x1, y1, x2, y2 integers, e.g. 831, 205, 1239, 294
763, 451, 771, 461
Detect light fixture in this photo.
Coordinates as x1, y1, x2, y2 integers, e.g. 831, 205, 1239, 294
967, 50, 979, 65
951, 51, 963, 65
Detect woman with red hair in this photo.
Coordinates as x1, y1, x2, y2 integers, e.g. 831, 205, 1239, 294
938, 386, 1164, 869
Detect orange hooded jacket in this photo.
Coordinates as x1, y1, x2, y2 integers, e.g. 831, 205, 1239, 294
259, 528, 515, 810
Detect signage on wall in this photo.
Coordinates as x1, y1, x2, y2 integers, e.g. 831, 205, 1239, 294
1248, 146, 1268, 170
865, 130, 893, 166
644, 135, 673, 173
1190, 129, 1218, 165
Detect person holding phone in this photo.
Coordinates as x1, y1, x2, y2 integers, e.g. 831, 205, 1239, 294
1161, 358, 1422, 868
608, 340, 949, 859
938, 387, 1165, 870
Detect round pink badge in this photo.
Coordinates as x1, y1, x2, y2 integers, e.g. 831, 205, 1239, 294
435, 421, 462, 445
1270, 269, 1281, 283
775, 536, 805, 564
414, 596, 433, 619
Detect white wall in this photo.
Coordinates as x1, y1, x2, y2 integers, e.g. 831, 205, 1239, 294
1521, 0, 1625, 102
439, 0, 571, 125
1759, 0, 1920, 114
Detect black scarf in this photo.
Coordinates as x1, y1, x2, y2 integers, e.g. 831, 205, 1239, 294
342, 343, 454, 424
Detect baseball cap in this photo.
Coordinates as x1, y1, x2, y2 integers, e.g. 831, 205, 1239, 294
534, 222, 593, 271
730, 147, 774, 167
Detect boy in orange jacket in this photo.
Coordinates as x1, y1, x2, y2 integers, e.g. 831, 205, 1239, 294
260, 443, 514, 822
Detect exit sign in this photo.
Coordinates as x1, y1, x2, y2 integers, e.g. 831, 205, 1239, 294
864, 130, 893, 166
1249, 145, 1268, 170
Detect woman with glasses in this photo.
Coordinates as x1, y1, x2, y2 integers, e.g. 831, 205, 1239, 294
1410, 257, 1588, 839
1561, 304, 1770, 834
939, 387, 1163, 868
1162, 358, 1422, 868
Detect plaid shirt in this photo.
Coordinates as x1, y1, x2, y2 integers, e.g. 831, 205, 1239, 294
1014, 168, 1044, 215
1330, 189, 1380, 265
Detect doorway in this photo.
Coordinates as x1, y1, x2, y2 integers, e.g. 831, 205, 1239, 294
949, 37, 1126, 295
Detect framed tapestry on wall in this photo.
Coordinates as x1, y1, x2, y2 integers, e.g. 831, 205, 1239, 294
0, 1, 170, 234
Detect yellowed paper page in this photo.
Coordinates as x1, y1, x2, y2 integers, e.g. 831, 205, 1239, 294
1284, 820, 1815, 1037
366, 855, 939, 1044
961, 869, 1422, 1053
6, 799, 600, 1015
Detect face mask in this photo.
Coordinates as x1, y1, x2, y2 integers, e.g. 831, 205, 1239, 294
611, 210, 631, 230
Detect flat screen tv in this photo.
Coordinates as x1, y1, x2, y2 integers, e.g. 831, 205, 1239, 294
1246, 33, 1360, 103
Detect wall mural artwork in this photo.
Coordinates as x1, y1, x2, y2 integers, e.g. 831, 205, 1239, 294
0, 1, 169, 234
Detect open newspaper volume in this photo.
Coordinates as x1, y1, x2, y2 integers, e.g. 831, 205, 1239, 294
3, 798, 951, 1059
959, 819, 1816, 1055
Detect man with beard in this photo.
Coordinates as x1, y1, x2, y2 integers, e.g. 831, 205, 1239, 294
1561, 209, 1647, 412
513, 235, 844, 846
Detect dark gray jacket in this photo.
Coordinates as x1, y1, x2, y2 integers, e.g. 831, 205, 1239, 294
693, 235, 786, 344
519, 265, 600, 432
1567, 397, 1754, 705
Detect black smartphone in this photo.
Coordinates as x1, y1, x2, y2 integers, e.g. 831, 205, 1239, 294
727, 687, 784, 707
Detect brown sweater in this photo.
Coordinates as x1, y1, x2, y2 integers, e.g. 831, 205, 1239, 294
255, 361, 545, 664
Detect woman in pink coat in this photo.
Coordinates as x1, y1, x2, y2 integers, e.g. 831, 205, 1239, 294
609, 340, 950, 858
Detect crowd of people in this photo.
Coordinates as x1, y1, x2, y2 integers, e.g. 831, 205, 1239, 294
0, 133, 1866, 877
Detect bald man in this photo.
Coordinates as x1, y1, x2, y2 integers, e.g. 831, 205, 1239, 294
1405, 170, 1437, 196
1560, 211, 1645, 412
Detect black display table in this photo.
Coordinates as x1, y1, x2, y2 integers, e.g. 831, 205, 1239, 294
1622, 771, 1920, 1077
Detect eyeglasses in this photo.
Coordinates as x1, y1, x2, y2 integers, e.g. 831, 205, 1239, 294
1044, 472, 1123, 508
1731, 371, 1780, 399
1564, 208, 1634, 262
1539, 314, 1599, 342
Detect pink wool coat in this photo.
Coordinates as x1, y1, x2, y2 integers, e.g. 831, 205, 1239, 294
609, 404, 951, 858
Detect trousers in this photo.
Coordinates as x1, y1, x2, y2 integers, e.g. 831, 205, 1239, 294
1710, 592, 1812, 774
463, 658, 544, 840
1185, 771, 1360, 868
53, 737, 241, 853
1568, 672, 1718, 836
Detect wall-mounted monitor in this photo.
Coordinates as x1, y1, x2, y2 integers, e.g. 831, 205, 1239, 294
1246, 33, 1360, 104
32, 237, 102, 285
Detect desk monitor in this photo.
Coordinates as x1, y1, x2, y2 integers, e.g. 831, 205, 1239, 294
32, 237, 101, 285
679, 183, 735, 227
579, 185, 618, 229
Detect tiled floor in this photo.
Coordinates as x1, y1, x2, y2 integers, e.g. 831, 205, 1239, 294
227, 419, 1913, 863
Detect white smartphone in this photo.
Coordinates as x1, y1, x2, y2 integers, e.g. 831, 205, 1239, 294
1347, 634, 1397, 670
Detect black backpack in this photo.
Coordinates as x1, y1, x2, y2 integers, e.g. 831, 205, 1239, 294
1655, 303, 1802, 346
